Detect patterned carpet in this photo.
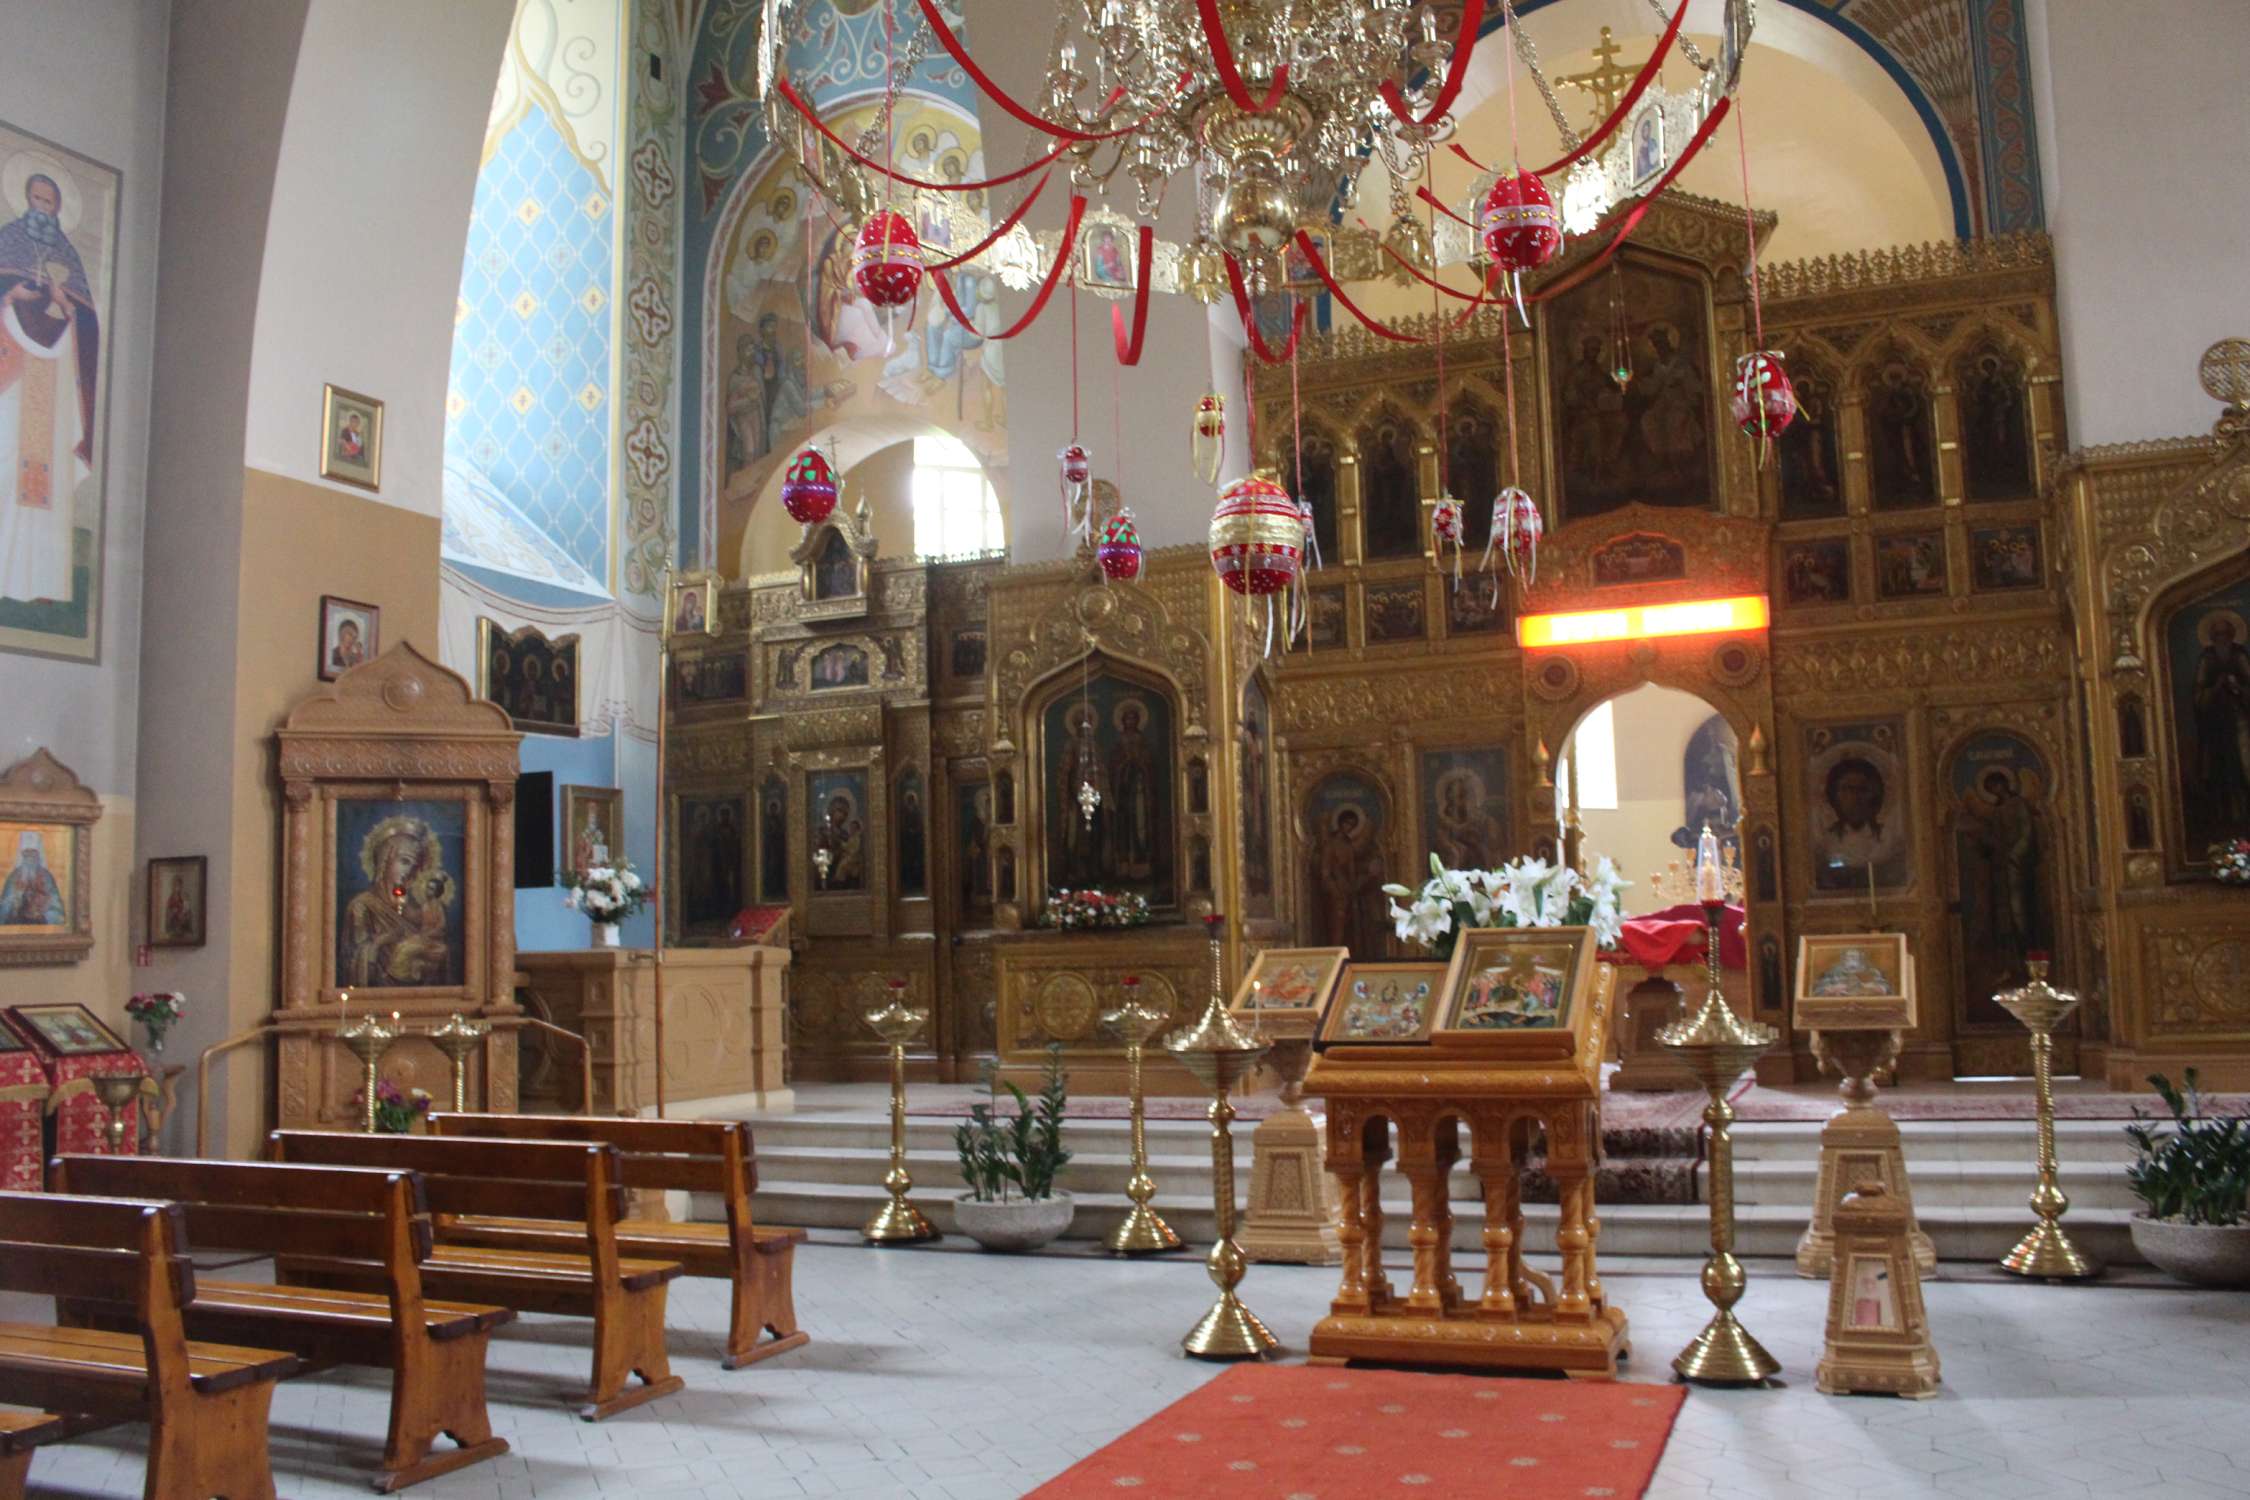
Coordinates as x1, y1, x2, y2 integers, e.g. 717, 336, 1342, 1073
1027, 1364, 1686, 1499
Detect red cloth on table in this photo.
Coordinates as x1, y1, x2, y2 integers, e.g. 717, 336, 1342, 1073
1605, 901, 1745, 972
51, 1050, 143, 1156
0, 1046, 44, 1190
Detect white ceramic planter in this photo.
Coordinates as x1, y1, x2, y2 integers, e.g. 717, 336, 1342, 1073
953, 1191, 1075, 1252
594, 922, 620, 948
2130, 1213, 2250, 1287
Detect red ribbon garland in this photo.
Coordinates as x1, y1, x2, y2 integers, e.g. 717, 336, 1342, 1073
923, 170, 1052, 271
1379, 0, 1485, 129
1223, 255, 1309, 364
1417, 185, 1475, 228
1195, 0, 1291, 113
1109, 225, 1155, 365
1452, 0, 1690, 179
913, 0, 1142, 143
778, 78, 1073, 193
931, 195, 1088, 342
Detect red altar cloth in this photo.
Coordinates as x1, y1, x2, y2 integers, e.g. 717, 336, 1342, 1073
1604, 902, 1746, 972
0, 1017, 45, 1191
4, 1007, 142, 1159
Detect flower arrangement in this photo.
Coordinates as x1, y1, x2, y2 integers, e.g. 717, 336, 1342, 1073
1382, 852, 1631, 960
561, 862, 650, 924
1039, 888, 1151, 931
125, 991, 185, 1049
2211, 839, 2250, 886
353, 1079, 432, 1135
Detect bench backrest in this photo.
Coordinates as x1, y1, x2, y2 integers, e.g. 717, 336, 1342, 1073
51, 1157, 431, 1319
0, 1189, 201, 1403
267, 1131, 626, 1282
428, 1113, 754, 1194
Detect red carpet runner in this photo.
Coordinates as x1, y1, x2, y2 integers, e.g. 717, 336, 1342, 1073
1029, 1364, 1686, 1498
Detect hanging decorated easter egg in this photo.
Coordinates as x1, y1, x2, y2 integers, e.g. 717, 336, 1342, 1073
1430, 493, 1466, 579
1732, 350, 1799, 443
1208, 470, 1303, 598
1491, 485, 1544, 580
1096, 507, 1144, 582
1477, 170, 1563, 276
1192, 394, 1225, 486
780, 446, 838, 525
851, 210, 924, 308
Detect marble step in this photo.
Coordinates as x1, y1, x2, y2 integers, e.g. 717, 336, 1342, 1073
1724, 1116, 2143, 1165
1723, 1153, 2138, 1210
732, 1177, 2139, 1266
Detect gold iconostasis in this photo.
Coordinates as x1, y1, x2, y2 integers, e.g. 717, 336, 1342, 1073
663, 195, 2250, 1097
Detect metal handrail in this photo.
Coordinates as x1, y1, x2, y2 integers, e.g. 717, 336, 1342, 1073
195, 1013, 597, 1156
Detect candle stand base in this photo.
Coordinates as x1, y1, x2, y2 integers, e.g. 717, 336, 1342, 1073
1999, 1218, 2099, 1282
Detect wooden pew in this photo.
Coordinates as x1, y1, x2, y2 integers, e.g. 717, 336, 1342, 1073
429, 1113, 810, 1369
0, 1411, 65, 1500
51, 1155, 513, 1492
0, 1190, 299, 1500
268, 1131, 686, 1420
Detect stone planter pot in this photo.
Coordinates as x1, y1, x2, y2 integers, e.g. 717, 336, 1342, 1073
2130, 1213, 2250, 1288
953, 1191, 1075, 1252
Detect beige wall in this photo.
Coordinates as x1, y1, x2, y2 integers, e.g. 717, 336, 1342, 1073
219, 469, 441, 1153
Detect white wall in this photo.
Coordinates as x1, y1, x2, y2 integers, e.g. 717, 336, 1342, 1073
243, 0, 515, 516
0, 0, 168, 793
959, 0, 1237, 562
2031, 0, 2250, 445
1573, 683, 1720, 916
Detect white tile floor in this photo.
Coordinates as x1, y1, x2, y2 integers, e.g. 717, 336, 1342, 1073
18, 1237, 2250, 1499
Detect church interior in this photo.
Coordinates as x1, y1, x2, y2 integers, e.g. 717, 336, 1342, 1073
4, 0, 2250, 1495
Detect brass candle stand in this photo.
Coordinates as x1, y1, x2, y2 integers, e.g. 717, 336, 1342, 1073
1995, 958, 2100, 1281
339, 1010, 402, 1135
1164, 916, 1277, 1360
1657, 901, 1781, 1386
863, 979, 939, 1245
91, 1073, 144, 1153
428, 1013, 491, 1112
1103, 974, 1182, 1255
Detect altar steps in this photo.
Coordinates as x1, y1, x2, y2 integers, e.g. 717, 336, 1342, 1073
717, 1108, 2146, 1265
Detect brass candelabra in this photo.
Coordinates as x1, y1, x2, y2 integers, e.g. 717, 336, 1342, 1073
1995, 957, 2101, 1280
339, 1009, 401, 1135
1165, 916, 1276, 1360
1658, 901, 1781, 1386
863, 979, 939, 1244
1103, 974, 1182, 1255
428, 1013, 491, 1112
91, 1073, 143, 1153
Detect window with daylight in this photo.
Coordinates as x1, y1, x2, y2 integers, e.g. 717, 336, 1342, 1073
1559, 699, 1620, 812
911, 434, 1004, 559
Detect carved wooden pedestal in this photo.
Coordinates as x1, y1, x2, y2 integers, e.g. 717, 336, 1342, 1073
516, 946, 791, 1117
1307, 961, 1627, 1378
1796, 1033, 1934, 1279
1239, 1039, 1342, 1265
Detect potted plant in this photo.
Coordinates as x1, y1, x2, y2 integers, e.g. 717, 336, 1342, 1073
2125, 1070, 2250, 1287
1382, 852, 1631, 960
952, 1043, 1075, 1251
353, 1078, 433, 1135
561, 861, 649, 947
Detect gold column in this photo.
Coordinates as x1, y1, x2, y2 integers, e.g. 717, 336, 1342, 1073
1996, 958, 2100, 1280
1166, 916, 1277, 1359
1659, 903, 1781, 1386
1103, 975, 1182, 1255
863, 980, 939, 1245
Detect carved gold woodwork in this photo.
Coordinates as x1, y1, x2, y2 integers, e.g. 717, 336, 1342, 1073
516, 946, 789, 1115
2058, 344, 2250, 1087
992, 929, 1208, 1095
0, 749, 101, 968
271, 644, 523, 1131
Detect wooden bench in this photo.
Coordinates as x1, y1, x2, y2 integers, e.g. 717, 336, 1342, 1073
52, 1155, 513, 1492
429, 1112, 810, 1369
0, 1189, 299, 1500
0, 1410, 65, 1500
268, 1131, 685, 1420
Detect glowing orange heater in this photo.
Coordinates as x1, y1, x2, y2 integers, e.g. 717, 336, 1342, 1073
1516, 594, 1770, 649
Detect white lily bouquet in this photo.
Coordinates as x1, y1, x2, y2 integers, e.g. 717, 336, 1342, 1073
1383, 852, 1631, 961
562, 862, 650, 923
